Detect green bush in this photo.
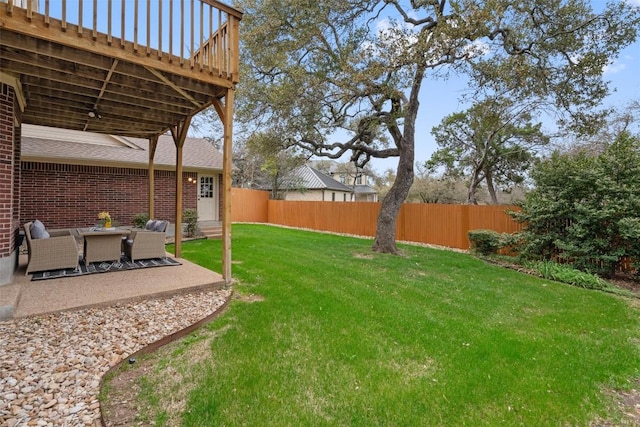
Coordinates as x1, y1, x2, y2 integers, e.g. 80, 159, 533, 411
183, 208, 198, 237
511, 131, 640, 278
618, 217, 640, 278
468, 229, 502, 255
132, 213, 149, 229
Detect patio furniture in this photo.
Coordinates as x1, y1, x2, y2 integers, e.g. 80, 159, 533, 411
123, 220, 169, 262
78, 229, 131, 264
24, 221, 79, 275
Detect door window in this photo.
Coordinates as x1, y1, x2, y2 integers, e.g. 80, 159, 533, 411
200, 176, 214, 198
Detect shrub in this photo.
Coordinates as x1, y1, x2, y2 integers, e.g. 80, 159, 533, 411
530, 261, 608, 290
511, 131, 640, 277
468, 229, 502, 255
183, 208, 198, 237
618, 217, 640, 278
132, 213, 149, 229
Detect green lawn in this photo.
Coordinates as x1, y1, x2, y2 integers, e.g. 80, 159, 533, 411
143, 224, 639, 425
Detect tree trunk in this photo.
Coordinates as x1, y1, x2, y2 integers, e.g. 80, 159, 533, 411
485, 169, 499, 204
468, 142, 490, 204
372, 143, 414, 254
372, 65, 423, 254
467, 172, 480, 204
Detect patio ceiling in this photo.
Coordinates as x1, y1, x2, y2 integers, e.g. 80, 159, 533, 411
0, 1, 241, 139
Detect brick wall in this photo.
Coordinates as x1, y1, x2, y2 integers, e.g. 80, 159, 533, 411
0, 83, 16, 258
13, 125, 21, 247
20, 162, 201, 229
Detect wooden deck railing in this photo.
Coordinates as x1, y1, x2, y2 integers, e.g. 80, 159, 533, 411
2, 0, 242, 82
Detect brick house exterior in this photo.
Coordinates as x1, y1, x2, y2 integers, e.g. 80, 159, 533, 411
20, 125, 224, 230
20, 163, 201, 229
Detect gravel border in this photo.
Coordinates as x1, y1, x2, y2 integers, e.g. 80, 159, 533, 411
0, 288, 231, 426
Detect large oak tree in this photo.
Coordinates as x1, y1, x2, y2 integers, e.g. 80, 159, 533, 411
236, 0, 640, 253
428, 97, 549, 204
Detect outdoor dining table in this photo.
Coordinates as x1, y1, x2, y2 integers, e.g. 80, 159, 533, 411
77, 228, 132, 264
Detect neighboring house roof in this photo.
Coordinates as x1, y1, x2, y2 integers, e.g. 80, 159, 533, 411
354, 184, 377, 195
309, 160, 378, 195
20, 124, 222, 171
281, 165, 353, 192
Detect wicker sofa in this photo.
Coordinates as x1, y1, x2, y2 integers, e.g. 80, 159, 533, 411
24, 221, 79, 275
123, 220, 168, 262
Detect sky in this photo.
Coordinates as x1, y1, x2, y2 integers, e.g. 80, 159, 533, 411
365, 2, 640, 175
177, 0, 640, 176
37, 0, 640, 176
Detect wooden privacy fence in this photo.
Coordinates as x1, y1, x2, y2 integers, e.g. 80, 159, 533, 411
231, 188, 523, 250
231, 188, 269, 223
397, 203, 523, 249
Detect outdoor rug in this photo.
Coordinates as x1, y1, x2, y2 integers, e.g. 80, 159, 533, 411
31, 256, 182, 281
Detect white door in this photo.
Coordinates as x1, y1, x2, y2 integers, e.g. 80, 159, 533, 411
197, 174, 217, 221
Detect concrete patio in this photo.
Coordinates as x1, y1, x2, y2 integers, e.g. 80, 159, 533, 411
0, 252, 225, 320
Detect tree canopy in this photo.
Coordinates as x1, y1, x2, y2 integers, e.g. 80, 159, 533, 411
428, 97, 549, 204
236, 0, 640, 253
234, 131, 307, 199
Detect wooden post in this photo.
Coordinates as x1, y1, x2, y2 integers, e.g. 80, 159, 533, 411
170, 116, 193, 258
148, 135, 158, 220
221, 89, 234, 283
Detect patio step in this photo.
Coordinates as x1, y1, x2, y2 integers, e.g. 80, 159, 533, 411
200, 226, 222, 240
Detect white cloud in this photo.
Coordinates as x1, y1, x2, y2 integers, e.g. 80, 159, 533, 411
604, 55, 631, 74
604, 62, 627, 74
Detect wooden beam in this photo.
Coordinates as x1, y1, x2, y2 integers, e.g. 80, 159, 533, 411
83, 59, 119, 131
0, 31, 229, 98
169, 115, 193, 258
148, 135, 159, 219
211, 97, 225, 123
0, 56, 205, 109
24, 85, 194, 117
24, 102, 179, 130
221, 88, 234, 283
95, 60, 119, 102
20, 74, 207, 116
144, 66, 203, 108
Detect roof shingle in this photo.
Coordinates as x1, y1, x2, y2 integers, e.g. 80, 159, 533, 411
21, 124, 222, 171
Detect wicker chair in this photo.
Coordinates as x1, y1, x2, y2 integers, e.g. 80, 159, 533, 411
24, 221, 79, 275
123, 220, 168, 262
